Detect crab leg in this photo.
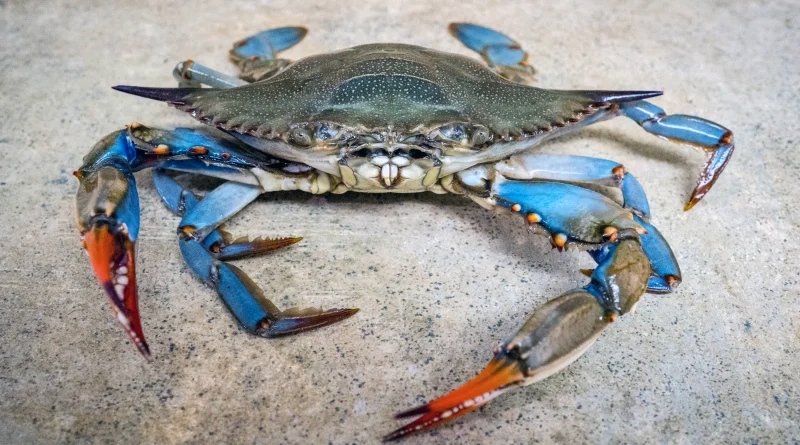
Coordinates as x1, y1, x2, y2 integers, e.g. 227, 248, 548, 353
388, 173, 668, 439
75, 131, 147, 356
495, 153, 681, 292
174, 26, 307, 88
495, 153, 651, 218
152, 171, 358, 336
619, 100, 734, 210
229, 26, 308, 83
76, 125, 354, 356
387, 239, 650, 440
173, 60, 247, 88
448, 22, 536, 84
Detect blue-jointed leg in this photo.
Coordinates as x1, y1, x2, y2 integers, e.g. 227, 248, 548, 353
75, 124, 353, 357
174, 26, 308, 87
492, 153, 682, 293
619, 100, 734, 210
230, 26, 308, 61
389, 167, 661, 439
388, 187, 652, 438
152, 170, 358, 337
495, 153, 651, 218
448, 23, 536, 84
449, 23, 733, 210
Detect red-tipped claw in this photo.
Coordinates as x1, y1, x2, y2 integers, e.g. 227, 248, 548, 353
385, 353, 525, 441
83, 223, 149, 358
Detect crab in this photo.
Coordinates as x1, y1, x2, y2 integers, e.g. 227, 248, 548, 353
74, 23, 734, 440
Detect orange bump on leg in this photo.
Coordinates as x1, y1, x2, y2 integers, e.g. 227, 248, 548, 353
603, 226, 618, 242
526, 213, 541, 224
510, 203, 521, 213
189, 146, 209, 155
612, 165, 625, 179
153, 144, 170, 155
552, 233, 567, 248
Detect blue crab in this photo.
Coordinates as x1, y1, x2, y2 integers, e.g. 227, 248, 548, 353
74, 24, 734, 440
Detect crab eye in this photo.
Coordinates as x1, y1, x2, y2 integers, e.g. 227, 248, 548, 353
316, 123, 338, 141
439, 124, 467, 142
289, 127, 312, 146
470, 125, 492, 146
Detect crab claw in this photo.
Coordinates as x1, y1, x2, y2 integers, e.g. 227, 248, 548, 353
75, 152, 149, 358
385, 351, 525, 441
82, 221, 148, 358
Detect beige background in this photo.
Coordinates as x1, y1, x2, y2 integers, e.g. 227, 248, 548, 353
1, 0, 798, 443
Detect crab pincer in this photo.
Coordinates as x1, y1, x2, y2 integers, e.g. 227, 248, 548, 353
75, 131, 149, 357
386, 240, 650, 440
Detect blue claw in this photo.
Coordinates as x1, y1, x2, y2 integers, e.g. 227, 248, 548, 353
621, 100, 734, 210
231, 26, 308, 60
494, 179, 645, 248
496, 154, 652, 218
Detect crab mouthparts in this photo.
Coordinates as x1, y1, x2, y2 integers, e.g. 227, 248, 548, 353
341, 147, 435, 188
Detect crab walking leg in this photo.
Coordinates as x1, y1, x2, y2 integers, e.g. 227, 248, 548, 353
229, 26, 308, 83
494, 153, 681, 292
152, 171, 358, 337
619, 100, 734, 210
173, 60, 248, 88
387, 176, 653, 439
386, 238, 650, 440
448, 22, 536, 84
75, 124, 349, 356
173, 26, 308, 88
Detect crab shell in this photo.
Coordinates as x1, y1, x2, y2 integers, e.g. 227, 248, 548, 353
119, 43, 658, 192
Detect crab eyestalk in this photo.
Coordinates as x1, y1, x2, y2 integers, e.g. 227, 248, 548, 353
75, 131, 148, 358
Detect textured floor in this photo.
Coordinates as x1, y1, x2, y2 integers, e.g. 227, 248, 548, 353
1, 0, 798, 443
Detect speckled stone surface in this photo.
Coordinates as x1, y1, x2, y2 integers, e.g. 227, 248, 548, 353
1, 1, 798, 443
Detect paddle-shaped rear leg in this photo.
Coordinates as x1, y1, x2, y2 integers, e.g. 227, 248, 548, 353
153, 171, 358, 337
448, 23, 536, 84
620, 100, 734, 210
174, 26, 308, 87
229, 26, 308, 83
